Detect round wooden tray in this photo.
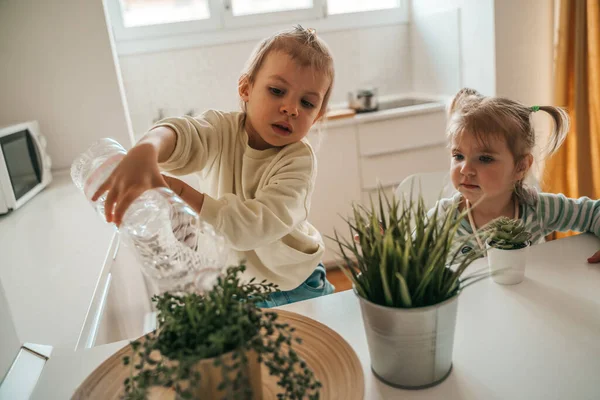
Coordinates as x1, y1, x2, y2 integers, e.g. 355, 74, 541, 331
72, 309, 364, 399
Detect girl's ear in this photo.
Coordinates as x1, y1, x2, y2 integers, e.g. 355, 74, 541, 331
515, 153, 534, 180
238, 75, 250, 101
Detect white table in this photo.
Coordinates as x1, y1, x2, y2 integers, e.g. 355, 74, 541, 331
281, 233, 600, 400
29, 233, 600, 399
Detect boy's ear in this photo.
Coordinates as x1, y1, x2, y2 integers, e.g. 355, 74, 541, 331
314, 109, 326, 123
238, 75, 250, 101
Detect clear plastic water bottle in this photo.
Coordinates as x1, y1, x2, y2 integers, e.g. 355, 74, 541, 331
71, 138, 228, 294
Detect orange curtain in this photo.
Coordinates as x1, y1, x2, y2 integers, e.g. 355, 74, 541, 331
543, 0, 600, 239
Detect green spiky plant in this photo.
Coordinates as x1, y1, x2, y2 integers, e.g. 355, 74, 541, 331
484, 216, 532, 250
329, 189, 487, 308
122, 264, 321, 400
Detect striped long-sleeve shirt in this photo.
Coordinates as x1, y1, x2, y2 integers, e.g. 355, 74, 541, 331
429, 192, 600, 263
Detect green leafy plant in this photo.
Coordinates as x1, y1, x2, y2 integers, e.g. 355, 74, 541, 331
123, 264, 321, 400
329, 189, 486, 308
484, 216, 532, 250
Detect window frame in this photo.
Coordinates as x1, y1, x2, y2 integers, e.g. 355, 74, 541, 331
104, 0, 408, 55
222, 0, 324, 29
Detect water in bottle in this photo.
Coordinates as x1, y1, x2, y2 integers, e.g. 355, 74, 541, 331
71, 138, 228, 294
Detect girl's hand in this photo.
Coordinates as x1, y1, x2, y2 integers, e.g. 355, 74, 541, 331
162, 175, 205, 214
587, 250, 600, 263
91, 143, 167, 226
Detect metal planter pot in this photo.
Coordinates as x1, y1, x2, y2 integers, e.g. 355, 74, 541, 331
356, 291, 459, 389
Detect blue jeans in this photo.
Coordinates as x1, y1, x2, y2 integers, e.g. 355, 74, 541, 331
255, 264, 335, 308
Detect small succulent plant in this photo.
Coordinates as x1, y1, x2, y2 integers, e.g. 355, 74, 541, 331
484, 217, 532, 250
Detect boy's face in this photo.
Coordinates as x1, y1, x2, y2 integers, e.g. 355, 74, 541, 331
450, 131, 527, 206
239, 51, 330, 150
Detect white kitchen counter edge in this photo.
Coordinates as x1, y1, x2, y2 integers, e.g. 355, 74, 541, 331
317, 93, 448, 130
75, 231, 120, 350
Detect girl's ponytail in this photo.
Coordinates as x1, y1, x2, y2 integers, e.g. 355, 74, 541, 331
537, 106, 570, 158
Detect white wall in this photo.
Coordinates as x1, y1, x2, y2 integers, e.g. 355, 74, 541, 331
0, 0, 133, 171
0, 0, 552, 174
494, 0, 554, 180
412, 0, 554, 181
117, 24, 412, 138
411, 0, 497, 96
494, 0, 554, 103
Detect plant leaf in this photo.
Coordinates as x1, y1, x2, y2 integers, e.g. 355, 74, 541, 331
395, 273, 412, 307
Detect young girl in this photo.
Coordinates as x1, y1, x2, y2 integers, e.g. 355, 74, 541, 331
92, 26, 336, 307
431, 88, 600, 264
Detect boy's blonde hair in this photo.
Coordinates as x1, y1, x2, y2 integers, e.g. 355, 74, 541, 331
239, 25, 335, 117
447, 88, 570, 202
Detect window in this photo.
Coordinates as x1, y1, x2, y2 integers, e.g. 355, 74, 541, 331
120, 0, 211, 27
327, 0, 400, 15
230, 0, 313, 17
106, 0, 408, 55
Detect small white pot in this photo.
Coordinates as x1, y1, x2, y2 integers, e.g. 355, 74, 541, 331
486, 241, 530, 285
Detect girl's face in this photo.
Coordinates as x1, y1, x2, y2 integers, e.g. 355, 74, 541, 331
450, 131, 528, 206
239, 51, 331, 150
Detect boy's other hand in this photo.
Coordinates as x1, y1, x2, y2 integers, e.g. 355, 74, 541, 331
162, 175, 205, 214
353, 223, 385, 244
587, 250, 600, 263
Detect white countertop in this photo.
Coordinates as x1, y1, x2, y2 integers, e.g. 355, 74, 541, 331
3, 170, 599, 398
0, 171, 115, 349
280, 234, 600, 400
25, 232, 600, 399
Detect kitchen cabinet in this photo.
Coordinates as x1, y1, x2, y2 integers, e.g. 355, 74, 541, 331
92, 235, 153, 348
360, 144, 450, 194
306, 105, 449, 266
308, 125, 362, 265
357, 109, 446, 157
357, 109, 449, 204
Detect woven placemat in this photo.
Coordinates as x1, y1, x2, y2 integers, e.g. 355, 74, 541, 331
72, 309, 364, 399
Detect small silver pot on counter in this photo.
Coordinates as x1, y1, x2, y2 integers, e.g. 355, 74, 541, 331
348, 88, 379, 113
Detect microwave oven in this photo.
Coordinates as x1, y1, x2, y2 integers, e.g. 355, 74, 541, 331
0, 121, 52, 214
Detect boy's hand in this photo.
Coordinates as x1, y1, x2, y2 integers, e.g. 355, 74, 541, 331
353, 223, 385, 243
92, 143, 166, 226
162, 175, 205, 214
587, 250, 600, 263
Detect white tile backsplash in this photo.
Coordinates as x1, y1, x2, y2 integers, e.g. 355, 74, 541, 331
118, 24, 412, 138
357, 25, 412, 95
317, 29, 361, 104
411, 8, 461, 96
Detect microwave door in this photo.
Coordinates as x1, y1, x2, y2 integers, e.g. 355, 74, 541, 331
0, 182, 8, 214
0, 140, 15, 213
0, 130, 42, 211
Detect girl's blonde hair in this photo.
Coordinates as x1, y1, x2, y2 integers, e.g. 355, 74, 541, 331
239, 25, 335, 117
447, 88, 570, 203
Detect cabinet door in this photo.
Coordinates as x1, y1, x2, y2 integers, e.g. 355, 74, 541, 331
307, 125, 361, 265
357, 110, 446, 157
93, 236, 155, 347
360, 144, 450, 191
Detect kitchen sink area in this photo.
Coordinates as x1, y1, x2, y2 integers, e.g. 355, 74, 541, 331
348, 88, 445, 115
377, 97, 440, 111
322, 94, 447, 127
